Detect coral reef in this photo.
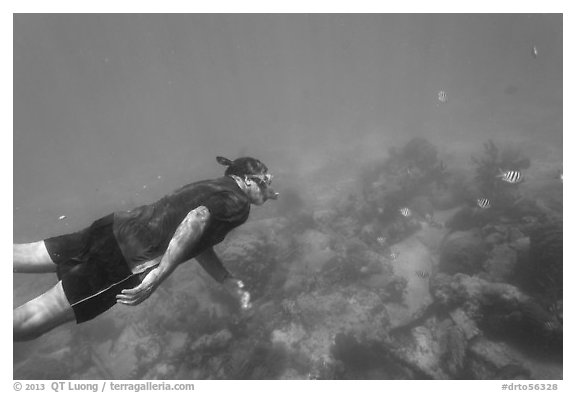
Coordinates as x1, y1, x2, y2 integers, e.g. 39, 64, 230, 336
481, 244, 518, 283
525, 220, 563, 301
14, 137, 561, 381
439, 231, 487, 275
464, 338, 531, 379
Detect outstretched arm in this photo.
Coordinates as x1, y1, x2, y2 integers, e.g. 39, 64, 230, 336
195, 247, 232, 283
116, 206, 211, 306
196, 248, 252, 310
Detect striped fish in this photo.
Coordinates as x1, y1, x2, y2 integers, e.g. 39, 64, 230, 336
497, 169, 523, 184
399, 207, 412, 217
438, 90, 447, 103
415, 270, 430, 279
476, 197, 491, 209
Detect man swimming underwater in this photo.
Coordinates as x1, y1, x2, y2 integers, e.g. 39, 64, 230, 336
13, 156, 278, 341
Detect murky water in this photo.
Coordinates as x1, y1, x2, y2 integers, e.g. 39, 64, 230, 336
13, 14, 562, 380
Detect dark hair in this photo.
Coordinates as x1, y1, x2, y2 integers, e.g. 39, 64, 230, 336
216, 156, 268, 177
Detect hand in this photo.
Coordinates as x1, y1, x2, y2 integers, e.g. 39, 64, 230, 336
223, 278, 252, 310
116, 268, 161, 306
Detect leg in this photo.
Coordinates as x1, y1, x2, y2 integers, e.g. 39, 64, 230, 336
13, 241, 57, 273
13, 281, 76, 341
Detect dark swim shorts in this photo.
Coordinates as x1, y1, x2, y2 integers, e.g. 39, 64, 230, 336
44, 214, 144, 323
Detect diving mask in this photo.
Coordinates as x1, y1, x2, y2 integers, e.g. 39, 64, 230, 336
247, 173, 278, 200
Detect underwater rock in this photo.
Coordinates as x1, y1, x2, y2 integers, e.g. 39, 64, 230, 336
481, 244, 518, 283
482, 224, 508, 246
483, 231, 506, 247
431, 273, 529, 317
390, 314, 473, 379
439, 231, 487, 275
446, 206, 490, 231
282, 229, 339, 292
220, 229, 278, 299
141, 363, 178, 380
278, 368, 307, 380
271, 323, 307, 350
481, 224, 527, 250
398, 325, 450, 379
510, 236, 530, 254
432, 273, 561, 358
464, 338, 530, 380
270, 287, 392, 376
381, 275, 408, 303
527, 220, 562, 300
312, 209, 338, 227
331, 333, 416, 379
439, 323, 468, 377
508, 227, 526, 243
221, 232, 267, 262
330, 215, 362, 239
188, 329, 233, 354
448, 308, 481, 341
478, 296, 563, 354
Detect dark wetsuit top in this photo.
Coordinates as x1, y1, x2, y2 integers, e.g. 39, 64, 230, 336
112, 176, 251, 277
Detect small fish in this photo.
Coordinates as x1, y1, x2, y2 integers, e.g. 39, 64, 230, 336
532, 45, 538, 58
415, 270, 430, 279
377, 236, 387, 246
377, 207, 384, 214
497, 169, 523, 184
399, 207, 412, 217
389, 250, 399, 260
477, 197, 491, 209
157, 175, 162, 180
58, 215, 67, 221
438, 90, 447, 103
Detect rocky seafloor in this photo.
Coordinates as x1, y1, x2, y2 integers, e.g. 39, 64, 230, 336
14, 138, 562, 380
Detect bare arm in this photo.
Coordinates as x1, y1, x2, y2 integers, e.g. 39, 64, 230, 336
116, 206, 211, 306
195, 247, 233, 283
